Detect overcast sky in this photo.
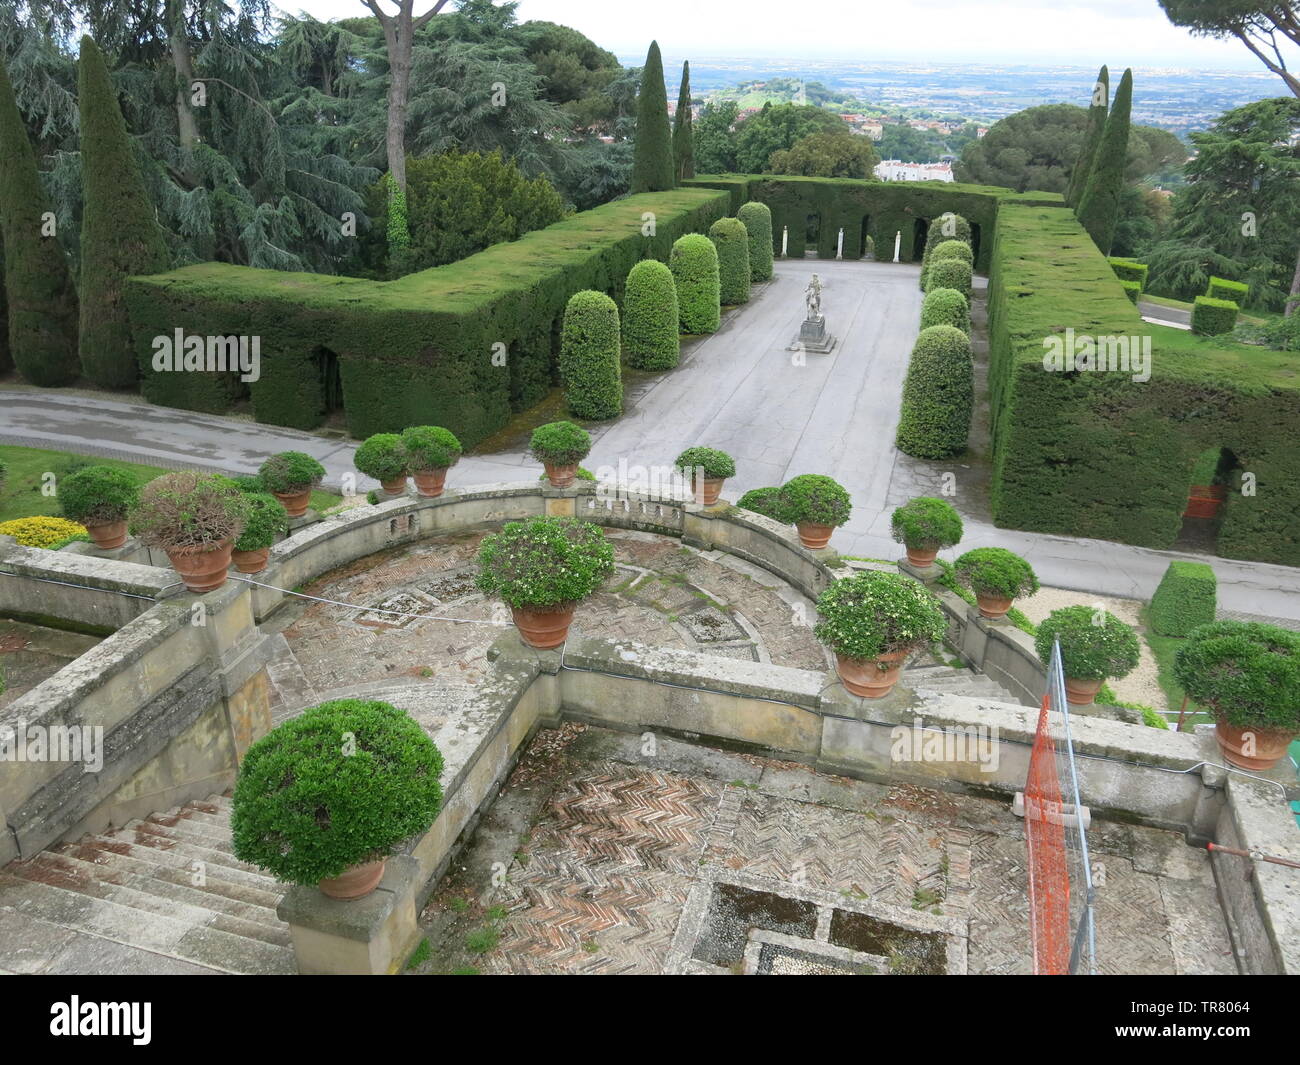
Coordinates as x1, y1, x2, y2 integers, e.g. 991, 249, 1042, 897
278, 0, 1260, 68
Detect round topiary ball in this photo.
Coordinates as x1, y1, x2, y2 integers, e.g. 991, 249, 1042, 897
895, 325, 973, 459
1035, 605, 1141, 682
920, 287, 970, 334
930, 239, 973, 268
925, 258, 972, 299
670, 233, 721, 335
231, 699, 444, 886
709, 217, 751, 306
560, 290, 623, 420
737, 201, 775, 281
623, 259, 680, 371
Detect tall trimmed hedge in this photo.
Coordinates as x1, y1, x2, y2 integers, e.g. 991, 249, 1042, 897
1076, 67, 1132, 255
1149, 561, 1217, 637
987, 203, 1300, 566
737, 201, 774, 281
560, 290, 623, 420
895, 325, 973, 459
623, 259, 680, 371
0, 55, 79, 386
709, 217, 751, 305
632, 41, 675, 194
920, 288, 970, 334
78, 36, 171, 389
124, 188, 730, 445
669, 232, 721, 334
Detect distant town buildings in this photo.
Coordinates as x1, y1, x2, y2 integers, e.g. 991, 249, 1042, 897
874, 160, 955, 182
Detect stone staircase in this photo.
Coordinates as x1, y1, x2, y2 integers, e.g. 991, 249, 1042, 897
0, 793, 293, 975
905, 660, 1023, 703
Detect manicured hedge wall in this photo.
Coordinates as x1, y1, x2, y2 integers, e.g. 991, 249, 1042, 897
124, 189, 730, 445
682, 175, 1062, 272
1191, 295, 1239, 336
1206, 276, 1248, 303
986, 204, 1300, 565
1149, 561, 1217, 637
1108, 257, 1148, 289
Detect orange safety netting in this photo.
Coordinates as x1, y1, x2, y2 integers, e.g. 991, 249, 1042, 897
1024, 695, 1070, 975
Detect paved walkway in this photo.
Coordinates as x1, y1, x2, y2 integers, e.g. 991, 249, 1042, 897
3, 258, 1298, 619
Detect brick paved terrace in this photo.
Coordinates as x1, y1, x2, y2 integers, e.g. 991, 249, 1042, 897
261, 528, 834, 719
414, 725, 1237, 976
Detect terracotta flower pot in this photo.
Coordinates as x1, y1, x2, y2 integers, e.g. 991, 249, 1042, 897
905, 543, 939, 567
319, 859, 386, 900
511, 603, 577, 649
272, 488, 312, 518
1064, 677, 1104, 707
165, 540, 234, 593
380, 475, 409, 495
543, 463, 578, 488
975, 592, 1014, 619
1213, 721, 1296, 772
796, 521, 834, 549
231, 546, 270, 574
693, 476, 725, 506
835, 650, 910, 699
412, 468, 448, 498
85, 519, 128, 550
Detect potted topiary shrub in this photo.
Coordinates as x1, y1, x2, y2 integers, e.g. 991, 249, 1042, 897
1034, 605, 1141, 707
231, 492, 288, 574
815, 571, 947, 698
258, 451, 325, 518
674, 446, 736, 505
954, 547, 1039, 619
1173, 621, 1300, 770
231, 698, 444, 899
530, 421, 592, 488
130, 471, 249, 592
401, 425, 462, 498
58, 465, 140, 549
355, 433, 408, 495
476, 516, 614, 648
891, 497, 963, 567
777, 474, 852, 549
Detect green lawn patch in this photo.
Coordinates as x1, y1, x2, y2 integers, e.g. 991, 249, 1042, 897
0, 445, 340, 524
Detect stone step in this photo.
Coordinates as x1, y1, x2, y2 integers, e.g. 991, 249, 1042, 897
0, 873, 294, 975
74, 833, 279, 893
102, 823, 267, 877
45, 844, 286, 925
6, 854, 290, 949
138, 812, 240, 848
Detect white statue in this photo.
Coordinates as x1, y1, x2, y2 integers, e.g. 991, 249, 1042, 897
805, 274, 823, 320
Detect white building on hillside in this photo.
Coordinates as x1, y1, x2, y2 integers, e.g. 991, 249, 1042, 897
874, 160, 954, 182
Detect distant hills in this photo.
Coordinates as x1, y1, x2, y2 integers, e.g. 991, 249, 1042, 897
629, 56, 1282, 135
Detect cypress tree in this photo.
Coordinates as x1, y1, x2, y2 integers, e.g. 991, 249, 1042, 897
77, 36, 171, 389
631, 41, 675, 193
1076, 68, 1132, 256
0, 55, 79, 386
1066, 65, 1109, 208
0, 242, 10, 375
672, 61, 695, 182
